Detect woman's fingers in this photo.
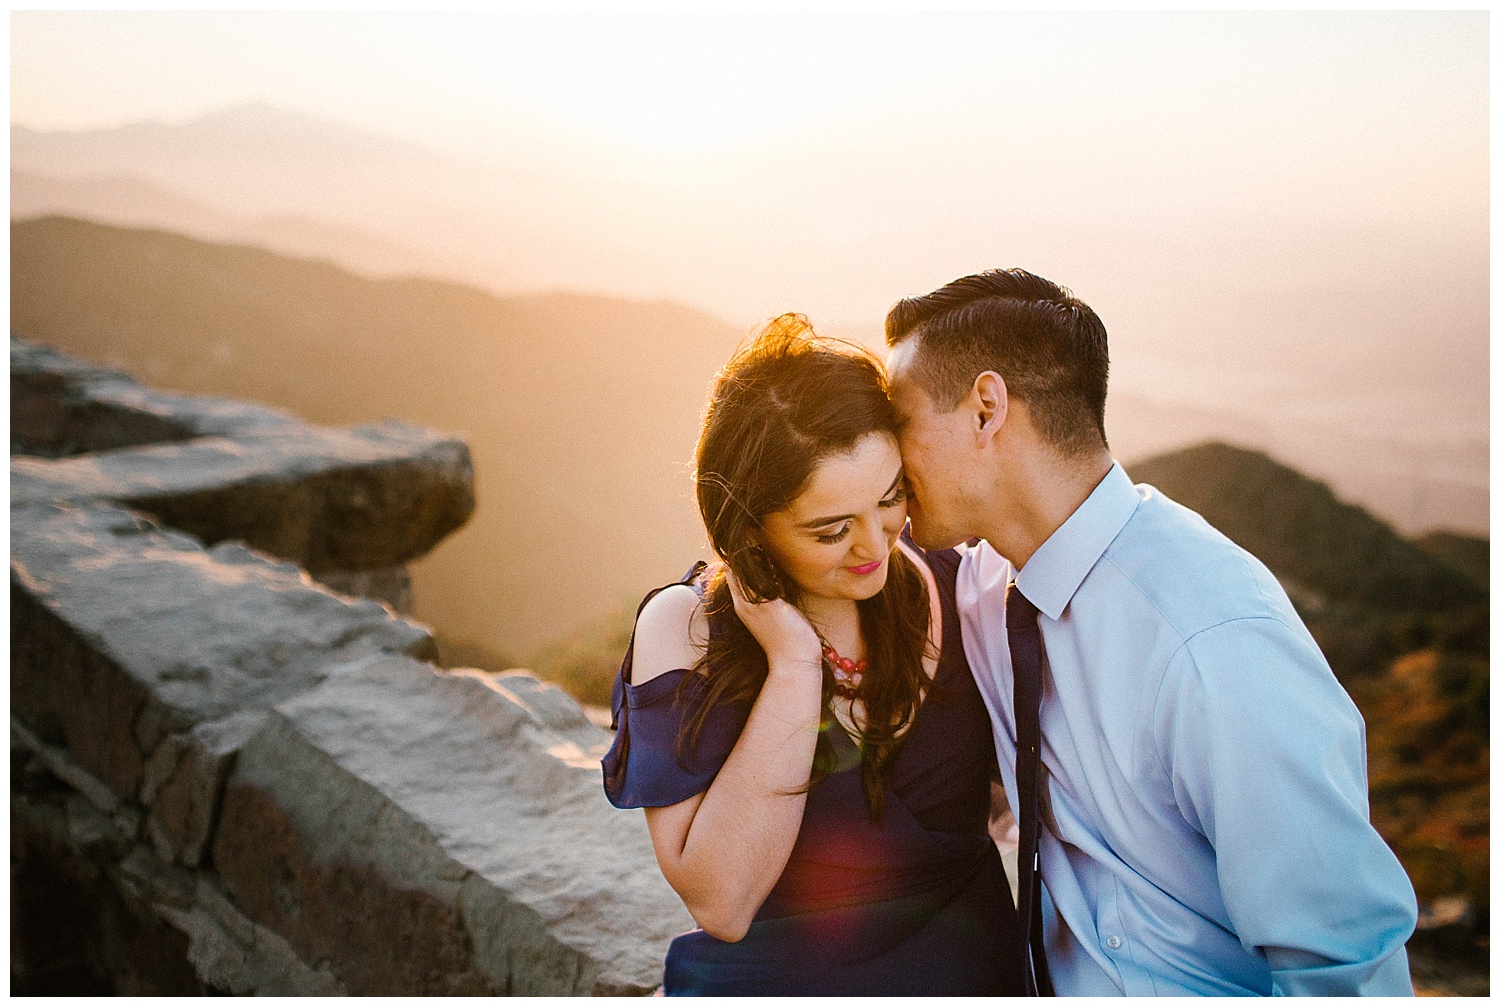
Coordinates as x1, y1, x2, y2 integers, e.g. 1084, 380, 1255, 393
724, 564, 821, 666
724, 565, 748, 609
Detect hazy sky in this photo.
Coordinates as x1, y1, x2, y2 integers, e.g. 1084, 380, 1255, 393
9, 11, 1491, 539
10, 11, 1490, 330
12, 13, 1487, 159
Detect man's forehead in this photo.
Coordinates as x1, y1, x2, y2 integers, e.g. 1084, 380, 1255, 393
886, 339, 920, 376
885, 342, 933, 418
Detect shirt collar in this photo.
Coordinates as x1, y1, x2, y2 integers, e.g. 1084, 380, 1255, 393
1014, 461, 1140, 621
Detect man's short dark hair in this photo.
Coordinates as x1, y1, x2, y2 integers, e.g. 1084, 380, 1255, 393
885, 268, 1109, 456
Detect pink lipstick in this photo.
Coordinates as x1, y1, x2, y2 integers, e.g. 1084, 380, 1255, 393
847, 559, 882, 576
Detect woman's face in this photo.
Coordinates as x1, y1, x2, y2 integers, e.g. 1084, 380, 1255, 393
760, 431, 908, 606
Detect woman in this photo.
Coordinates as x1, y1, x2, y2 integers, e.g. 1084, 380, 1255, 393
602, 314, 1025, 995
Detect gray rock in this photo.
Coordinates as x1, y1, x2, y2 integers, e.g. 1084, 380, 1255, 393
12, 715, 125, 815
143, 711, 268, 867
14, 339, 270, 458
485, 668, 598, 733
10, 338, 688, 996
66, 793, 132, 860
79, 375, 302, 441
118, 842, 198, 911
11, 334, 300, 458
11, 501, 438, 796
12, 791, 215, 995
11, 336, 132, 387
11, 422, 474, 572
215, 655, 689, 995
156, 878, 347, 996
317, 565, 414, 614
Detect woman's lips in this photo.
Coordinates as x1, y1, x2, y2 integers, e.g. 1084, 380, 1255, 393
847, 559, 882, 576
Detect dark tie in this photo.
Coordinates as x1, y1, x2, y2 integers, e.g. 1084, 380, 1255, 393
1007, 581, 1055, 996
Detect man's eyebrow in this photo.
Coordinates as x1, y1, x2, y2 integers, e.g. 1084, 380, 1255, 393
796, 469, 905, 529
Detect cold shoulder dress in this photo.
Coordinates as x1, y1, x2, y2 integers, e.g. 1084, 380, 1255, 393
601, 543, 1026, 996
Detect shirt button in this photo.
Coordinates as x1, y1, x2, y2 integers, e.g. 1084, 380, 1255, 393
1105, 935, 1122, 950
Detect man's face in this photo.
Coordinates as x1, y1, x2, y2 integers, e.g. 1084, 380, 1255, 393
886, 340, 981, 550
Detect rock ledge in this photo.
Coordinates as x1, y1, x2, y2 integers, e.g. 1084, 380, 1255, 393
11, 335, 687, 994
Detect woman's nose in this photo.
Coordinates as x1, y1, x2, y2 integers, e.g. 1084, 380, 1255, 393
853, 516, 886, 558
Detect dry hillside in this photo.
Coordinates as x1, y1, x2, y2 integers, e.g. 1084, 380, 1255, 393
11, 215, 745, 658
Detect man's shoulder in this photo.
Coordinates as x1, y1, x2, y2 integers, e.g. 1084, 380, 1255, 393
1096, 481, 1298, 641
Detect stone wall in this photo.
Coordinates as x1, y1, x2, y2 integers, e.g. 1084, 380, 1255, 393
10, 336, 692, 994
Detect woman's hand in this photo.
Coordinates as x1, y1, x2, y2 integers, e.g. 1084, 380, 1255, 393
724, 566, 822, 672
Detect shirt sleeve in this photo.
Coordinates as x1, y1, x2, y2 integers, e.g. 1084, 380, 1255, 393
1153, 616, 1419, 996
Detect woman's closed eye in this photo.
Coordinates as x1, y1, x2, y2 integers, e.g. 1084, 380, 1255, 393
816, 523, 852, 545
814, 489, 905, 544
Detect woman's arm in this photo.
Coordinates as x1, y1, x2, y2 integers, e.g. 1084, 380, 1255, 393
632, 572, 824, 942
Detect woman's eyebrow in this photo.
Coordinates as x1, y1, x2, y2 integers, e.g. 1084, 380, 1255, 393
796, 469, 905, 529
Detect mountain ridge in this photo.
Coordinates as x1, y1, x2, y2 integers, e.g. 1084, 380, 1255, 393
11, 169, 469, 284
13, 101, 459, 175
1130, 441, 1484, 612
11, 215, 745, 656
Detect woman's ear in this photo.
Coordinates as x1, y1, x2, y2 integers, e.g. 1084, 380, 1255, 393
729, 543, 787, 604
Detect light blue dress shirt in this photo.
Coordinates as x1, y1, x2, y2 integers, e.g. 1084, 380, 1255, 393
956, 462, 1418, 996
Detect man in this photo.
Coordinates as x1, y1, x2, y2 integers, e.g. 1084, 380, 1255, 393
884, 268, 1418, 996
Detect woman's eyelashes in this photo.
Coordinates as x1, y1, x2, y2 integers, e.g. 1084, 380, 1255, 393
813, 489, 906, 544
816, 523, 852, 545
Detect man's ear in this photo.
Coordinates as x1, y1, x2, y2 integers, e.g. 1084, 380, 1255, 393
972, 371, 1008, 449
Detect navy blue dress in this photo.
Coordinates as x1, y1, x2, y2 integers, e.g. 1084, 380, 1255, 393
602, 545, 1026, 996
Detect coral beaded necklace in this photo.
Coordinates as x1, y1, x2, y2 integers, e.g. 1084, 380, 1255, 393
821, 642, 867, 699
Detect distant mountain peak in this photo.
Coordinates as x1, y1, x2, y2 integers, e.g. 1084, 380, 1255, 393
189, 101, 335, 129
13, 101, 450, 168
176, 102, 429, 155
13, 101, 333, 137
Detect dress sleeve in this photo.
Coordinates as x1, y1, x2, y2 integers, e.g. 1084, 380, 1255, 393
601, 669, 749, 809
601, 563, 751, 809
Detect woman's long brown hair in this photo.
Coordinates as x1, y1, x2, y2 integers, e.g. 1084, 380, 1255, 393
684, 313, 931, 821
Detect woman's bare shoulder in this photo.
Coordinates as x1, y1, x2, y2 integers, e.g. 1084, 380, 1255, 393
631, 583, 711, 686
